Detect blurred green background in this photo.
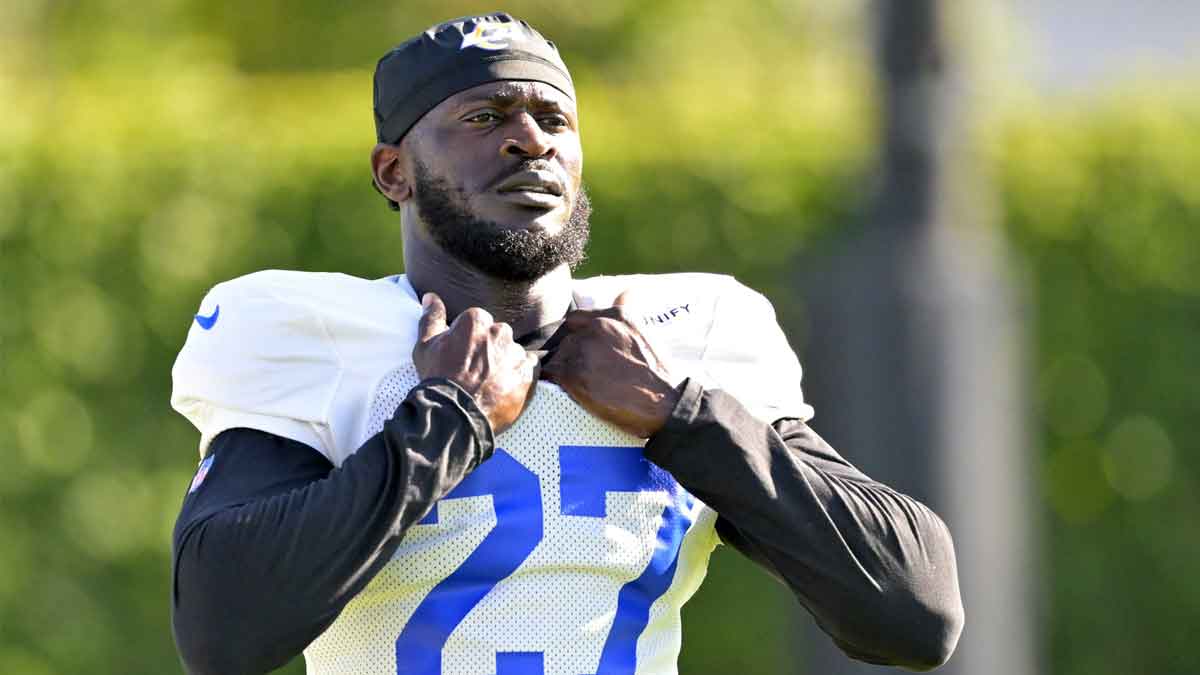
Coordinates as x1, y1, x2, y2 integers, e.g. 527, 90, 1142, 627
2, 1, 1197, 673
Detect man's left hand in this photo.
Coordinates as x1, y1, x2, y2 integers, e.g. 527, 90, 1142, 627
541, 294, 681, 439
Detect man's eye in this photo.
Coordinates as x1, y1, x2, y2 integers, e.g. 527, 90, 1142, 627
466, 112, 501, 124
539, 115, 569, 130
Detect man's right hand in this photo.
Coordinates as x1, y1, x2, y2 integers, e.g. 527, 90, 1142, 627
412, 292, 538, 435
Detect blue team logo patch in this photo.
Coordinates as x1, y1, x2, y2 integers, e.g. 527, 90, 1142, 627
189, 455, 215, 493
194, 305, 220, 330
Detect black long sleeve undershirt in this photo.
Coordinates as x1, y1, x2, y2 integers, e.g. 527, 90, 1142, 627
172, 379, 962, 674
645, 382, 963, 670
171, 379, 494, 675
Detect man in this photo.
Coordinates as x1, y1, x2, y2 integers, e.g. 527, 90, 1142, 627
170, 12, 963, 675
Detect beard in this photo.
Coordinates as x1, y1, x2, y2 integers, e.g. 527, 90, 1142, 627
412, 158, 591, 282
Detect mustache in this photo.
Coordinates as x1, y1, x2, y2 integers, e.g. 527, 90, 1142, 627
489, 159, 568, 191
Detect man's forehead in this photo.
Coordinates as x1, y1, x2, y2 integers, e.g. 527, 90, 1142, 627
447, 80, 575, 109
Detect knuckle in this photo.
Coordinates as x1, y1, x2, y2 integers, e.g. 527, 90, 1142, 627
595, 316, 619, 333
463, 307, 493, 324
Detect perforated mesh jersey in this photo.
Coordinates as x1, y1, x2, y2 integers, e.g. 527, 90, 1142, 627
304, 367, 718, 674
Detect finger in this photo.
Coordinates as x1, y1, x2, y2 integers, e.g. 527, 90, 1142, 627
562, 309, 590, 327
540, 342, 575, 383
489, 321, 514, 343
507, 341, 528, 366
612, 289, 646, 324
451, 306, 494, 332
524, 352, 541, 380
417, 292, 448, 342
521, 355, 540, 410
564, 307, 618, 329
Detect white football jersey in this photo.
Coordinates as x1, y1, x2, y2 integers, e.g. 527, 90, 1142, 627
172, 270, 813, 675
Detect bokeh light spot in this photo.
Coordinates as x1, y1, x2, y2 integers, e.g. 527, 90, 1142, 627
31, 279, 136, 382
1041, 353, 1109, 438
1102, 415, 1174, 500
16, 389, 94, 475
61, 468, 159, 561
139, 192, 252, 286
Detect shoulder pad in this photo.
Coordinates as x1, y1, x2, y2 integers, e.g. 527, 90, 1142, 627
171, 271, 422, 458
574, 274, 814, 423
698, 276, 814, 423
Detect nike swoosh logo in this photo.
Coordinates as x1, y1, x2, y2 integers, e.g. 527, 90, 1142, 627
194, 305, 220, 330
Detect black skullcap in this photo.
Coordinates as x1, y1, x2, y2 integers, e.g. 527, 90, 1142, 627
373, 13, 575, 144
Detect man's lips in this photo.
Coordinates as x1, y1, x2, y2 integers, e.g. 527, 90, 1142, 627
495, 169, 565, 197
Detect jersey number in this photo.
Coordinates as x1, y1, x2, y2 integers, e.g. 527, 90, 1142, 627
394, 445, 694, 675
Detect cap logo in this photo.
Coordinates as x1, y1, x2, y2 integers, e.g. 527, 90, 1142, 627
460, 21, 520, 51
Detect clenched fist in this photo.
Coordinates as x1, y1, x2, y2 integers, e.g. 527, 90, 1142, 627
412, 293, 539, 435
541, 293, 681, 438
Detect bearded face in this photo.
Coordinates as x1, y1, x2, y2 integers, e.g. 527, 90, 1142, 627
412, 157, 592, 282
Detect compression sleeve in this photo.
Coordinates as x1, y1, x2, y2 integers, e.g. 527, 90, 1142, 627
171, 379, 493, 675
644, 379, 964, 671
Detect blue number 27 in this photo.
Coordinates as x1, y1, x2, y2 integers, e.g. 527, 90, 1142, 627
394, 445, 695, 675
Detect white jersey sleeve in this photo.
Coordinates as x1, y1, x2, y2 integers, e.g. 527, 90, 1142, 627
573, 273, 814, 424
171, 271, 341, 459
698, 278, 815, 423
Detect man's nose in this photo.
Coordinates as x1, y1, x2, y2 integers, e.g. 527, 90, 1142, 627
500, 113, 555, 159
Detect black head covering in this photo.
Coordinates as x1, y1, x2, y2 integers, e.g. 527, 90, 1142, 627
373, 13, 575, 144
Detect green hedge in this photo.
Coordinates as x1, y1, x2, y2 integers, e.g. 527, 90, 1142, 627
992, 96, 1200, 675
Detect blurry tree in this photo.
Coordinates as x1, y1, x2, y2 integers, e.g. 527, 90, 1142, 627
993, 99, 1200, 675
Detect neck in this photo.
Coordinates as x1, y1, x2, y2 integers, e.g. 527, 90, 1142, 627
403, 226, 574, 337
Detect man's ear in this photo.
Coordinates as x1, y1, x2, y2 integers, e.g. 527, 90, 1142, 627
371, 143, 413, 204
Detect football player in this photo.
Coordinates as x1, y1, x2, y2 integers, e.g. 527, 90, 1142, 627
170, 13, 963, 675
